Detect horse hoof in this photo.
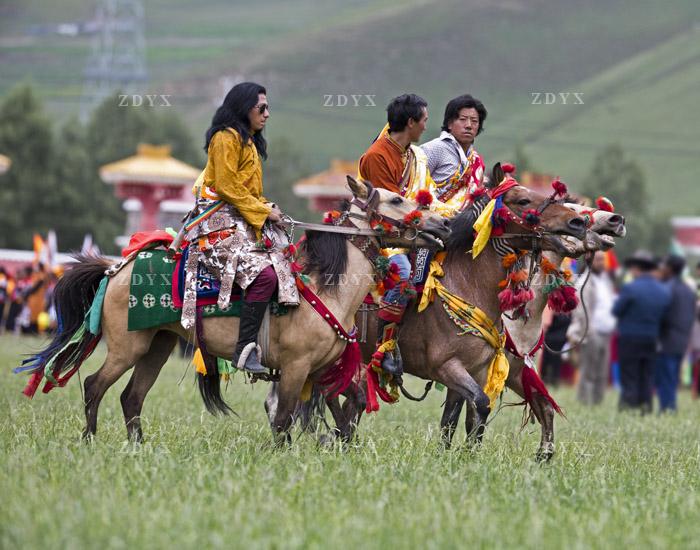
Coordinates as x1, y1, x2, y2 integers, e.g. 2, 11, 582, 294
536, 443, 554, 462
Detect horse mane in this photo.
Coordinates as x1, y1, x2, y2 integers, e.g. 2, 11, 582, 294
446, 194, 491, 253
302, 199, 351, 293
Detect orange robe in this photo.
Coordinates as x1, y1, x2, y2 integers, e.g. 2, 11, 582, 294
358, 134, 406, 193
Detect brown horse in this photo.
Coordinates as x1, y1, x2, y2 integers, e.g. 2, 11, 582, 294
26, 178, 450, 445
439, 204, 626, 460
286, 165, 589, 448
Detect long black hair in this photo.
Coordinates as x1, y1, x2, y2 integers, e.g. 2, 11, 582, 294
204, 82, 268, 160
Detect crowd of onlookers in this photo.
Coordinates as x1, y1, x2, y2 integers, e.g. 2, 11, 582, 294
0, 264, 58, 336
542, 250, 700, 414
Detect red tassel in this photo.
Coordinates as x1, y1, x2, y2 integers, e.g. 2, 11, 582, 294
547, 284, 578, 313
415, 190, 433, 208
365, 365, 380, 413
319, 341, 362, 398
551, 177, 568, 197
521, 366, 564, 416
22, 371, 43, 399
498, 288, 515, 311
595, 196, 614, 212
501, 162, 516, 174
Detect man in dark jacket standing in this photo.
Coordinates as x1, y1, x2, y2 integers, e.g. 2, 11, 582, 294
613, 251, 671, 413
656, 255, 696, 412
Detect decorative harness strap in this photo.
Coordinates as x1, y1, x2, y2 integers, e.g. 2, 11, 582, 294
419, 253, 509, 408
295, 276, 358, 344
504, 328, 545, 364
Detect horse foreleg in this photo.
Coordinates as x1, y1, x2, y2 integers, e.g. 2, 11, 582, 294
120, 331, 178, 442
435, 359, 490, 447
324, 380, 365, 443
506, 362, 555, 462
440, 388, 465, 449
271, 364, 310, 446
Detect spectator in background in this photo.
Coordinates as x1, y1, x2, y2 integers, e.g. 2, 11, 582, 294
24, 263, 48, 334
540, 309, 571, 387
692, 262, 700, 399
5, 267, 29, 333
0, 267, 11, 331
613, 251, 670, 414
655, 255, 696, 412
568, 251, 616, 405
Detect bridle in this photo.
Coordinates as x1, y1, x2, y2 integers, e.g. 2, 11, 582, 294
280, 180, 435, 269
347, 181, 421, 243
482, 185, 572, 321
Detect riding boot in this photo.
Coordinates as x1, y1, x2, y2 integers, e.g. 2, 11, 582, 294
376, 318, 403, 377
233, 301, 269, 374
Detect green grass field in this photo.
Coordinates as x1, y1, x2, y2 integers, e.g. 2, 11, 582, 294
1, 333, 699, 548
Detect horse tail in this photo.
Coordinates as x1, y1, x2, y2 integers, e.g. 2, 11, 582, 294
17, 254, 111, 397
194, 345, 233, 416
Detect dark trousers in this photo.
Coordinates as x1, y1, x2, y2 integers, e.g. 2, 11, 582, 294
243, 266, 277, 303
618, 335, 656, 412
655, 353, 682, 412
541, 349, 562, 386
4, 302, 21, 332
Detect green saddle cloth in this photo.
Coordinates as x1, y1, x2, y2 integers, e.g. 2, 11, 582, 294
127, 249, 288, 331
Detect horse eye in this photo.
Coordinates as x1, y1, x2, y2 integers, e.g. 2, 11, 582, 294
518, 199, 530, 206
390, 197, 403, 205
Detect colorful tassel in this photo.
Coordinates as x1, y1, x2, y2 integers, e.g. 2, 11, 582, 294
521, 366, 563, 416
551, 177, 568, 197
415, 190, 434, 208
595, 196, 614, 212
193, 348, 207, 375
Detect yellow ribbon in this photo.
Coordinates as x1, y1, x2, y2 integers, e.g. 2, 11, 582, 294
300, 380, 314, 402
193, 348, 207, 375
471, 198, 496, 258
418, 258, 509, 408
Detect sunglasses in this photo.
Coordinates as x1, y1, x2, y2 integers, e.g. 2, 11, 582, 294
256, 103, 270, 114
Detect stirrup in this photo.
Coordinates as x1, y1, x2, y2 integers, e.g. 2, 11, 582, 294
236, 342, 267, 374
381, 346, 404, 377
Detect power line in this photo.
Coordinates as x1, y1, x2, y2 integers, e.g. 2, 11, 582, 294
80, 0, 148, 121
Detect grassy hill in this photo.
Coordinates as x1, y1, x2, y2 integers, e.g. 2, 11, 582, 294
1, 0, 699, 213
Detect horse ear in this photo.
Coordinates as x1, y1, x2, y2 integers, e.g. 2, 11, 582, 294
347, 175, 369, 199
490, 163, 504, 189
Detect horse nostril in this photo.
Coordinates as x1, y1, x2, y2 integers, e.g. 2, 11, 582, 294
442, 219, 451, 228
568, 217, 585, 229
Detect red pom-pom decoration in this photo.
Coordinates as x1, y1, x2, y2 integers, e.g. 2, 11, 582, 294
522, 209, 541, 227
415, 190, 434, 208
501, 162, 516, 174
468, 186, 487, 202
403, 209, 423, 226
551, 177, 568, 197
323, 210, 341, 224
595, 196, 614, 212
547, 284, 579, 313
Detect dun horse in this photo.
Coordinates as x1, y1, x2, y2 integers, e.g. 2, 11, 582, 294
23, 178, 450, 444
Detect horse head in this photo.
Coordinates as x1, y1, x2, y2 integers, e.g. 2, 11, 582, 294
558, 203, 626, 255
487, 163, 587, 254
346, 176, 450, 249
